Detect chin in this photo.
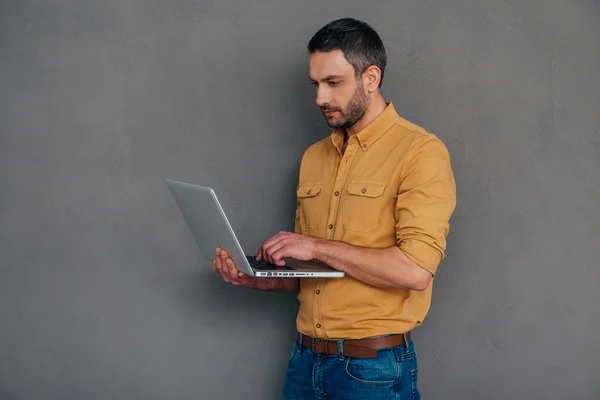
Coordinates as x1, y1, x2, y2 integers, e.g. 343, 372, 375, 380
325, 117, 345, 129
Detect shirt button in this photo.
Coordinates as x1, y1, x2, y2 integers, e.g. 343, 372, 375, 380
316, 323, 321, 328
362, 144, 367, 148
328, 224, 333, 229
316, 289, 321, 294
334, 191, 340, 196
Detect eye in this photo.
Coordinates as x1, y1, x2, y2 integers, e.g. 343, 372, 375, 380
329, 81, 340, 86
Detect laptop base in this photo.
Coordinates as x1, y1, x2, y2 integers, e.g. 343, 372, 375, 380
245, 255, 344, 278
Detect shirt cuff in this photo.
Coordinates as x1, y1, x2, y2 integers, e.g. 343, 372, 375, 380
399, 237, 445, 275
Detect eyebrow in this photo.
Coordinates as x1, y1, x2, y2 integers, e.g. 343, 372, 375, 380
309, 75, 343, 82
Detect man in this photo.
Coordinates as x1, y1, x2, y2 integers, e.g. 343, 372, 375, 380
213, 18, 456, 399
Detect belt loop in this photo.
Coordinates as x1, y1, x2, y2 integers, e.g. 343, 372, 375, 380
337, 339, 344, 360
298, 333, 303, 353
403, 332, 410, 349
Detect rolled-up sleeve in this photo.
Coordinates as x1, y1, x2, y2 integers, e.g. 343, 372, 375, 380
395, 137, 457, 275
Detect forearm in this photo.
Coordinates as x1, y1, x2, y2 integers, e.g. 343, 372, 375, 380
257, 277, 299, 292
313, 239, 431, 290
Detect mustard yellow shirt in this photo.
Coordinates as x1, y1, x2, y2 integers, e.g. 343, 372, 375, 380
293, 102, 456, 339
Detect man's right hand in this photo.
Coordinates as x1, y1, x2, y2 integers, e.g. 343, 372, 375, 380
213, 247, 266, 289
212, 247, 299, 292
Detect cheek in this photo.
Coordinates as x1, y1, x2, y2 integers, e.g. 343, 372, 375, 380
337, 87, 357, 108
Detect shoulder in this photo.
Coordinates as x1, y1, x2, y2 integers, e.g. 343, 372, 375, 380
385, 118, 454, 187
391, 117, 452, 164
299, 136, 333, 162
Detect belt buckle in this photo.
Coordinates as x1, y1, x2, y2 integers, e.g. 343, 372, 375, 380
312, 338, 329, 355
311, 338, 320, 353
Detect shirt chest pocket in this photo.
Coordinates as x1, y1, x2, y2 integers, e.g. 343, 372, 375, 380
297, 182, 324, 233
342, 181, 387, 232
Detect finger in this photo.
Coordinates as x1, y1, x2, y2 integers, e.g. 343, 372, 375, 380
265, 239, 287, 257
266, 249, 276, 265
270, 249, 288, 266
264, 240, 289, 264
259, 234, 282, 262
263, 231, 289, 246
229, 268, 248, 284
215, 247, 225, 270
258, 241, 273, 263
214, 253, 223, 274
261, 232, 287, 253
220, 251, 234, 282
225, 258, 239, 278
268, 242, 290, 265
262, 240, 281, 264
256, 248, 263, 261
222, 252, 242, 281
226, 260, 253, 285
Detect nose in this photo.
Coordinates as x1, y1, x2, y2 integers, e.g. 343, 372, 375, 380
315, 86, 330, 108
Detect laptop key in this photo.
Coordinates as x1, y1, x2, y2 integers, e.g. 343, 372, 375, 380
245, 255, 295, 271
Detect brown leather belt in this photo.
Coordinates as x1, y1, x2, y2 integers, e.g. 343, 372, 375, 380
299, 332, 411, 359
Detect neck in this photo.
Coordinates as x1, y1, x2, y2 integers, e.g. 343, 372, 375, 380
345, 93, 387, 137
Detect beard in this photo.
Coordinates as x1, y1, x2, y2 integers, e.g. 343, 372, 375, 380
321, 83, 370, 130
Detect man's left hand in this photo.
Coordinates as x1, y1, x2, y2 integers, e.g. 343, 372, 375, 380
257, 231, 320, 266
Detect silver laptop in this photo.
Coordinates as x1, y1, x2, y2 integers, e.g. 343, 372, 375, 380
166, 179, 344, 278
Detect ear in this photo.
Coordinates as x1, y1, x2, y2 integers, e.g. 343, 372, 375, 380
362, 65, 382, 92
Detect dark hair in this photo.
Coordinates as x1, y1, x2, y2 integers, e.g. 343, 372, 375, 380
307, 18, 387, 86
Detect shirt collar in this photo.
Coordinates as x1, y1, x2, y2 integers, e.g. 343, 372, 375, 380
329, 102, 399, 153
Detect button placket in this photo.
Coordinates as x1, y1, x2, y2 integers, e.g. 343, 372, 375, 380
312, 138, 359, 337
326, 139, 358, 240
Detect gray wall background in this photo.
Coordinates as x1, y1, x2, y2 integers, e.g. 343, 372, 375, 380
1, 0, 599, 399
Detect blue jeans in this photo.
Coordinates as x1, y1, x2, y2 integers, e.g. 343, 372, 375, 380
282, 335, 420, 400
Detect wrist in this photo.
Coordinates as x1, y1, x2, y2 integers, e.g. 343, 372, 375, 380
256, 278, 282, 291
312, 238, 330, 264
253, 279, 271, 291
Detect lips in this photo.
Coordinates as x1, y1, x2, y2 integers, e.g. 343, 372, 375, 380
323, 110, 338, 117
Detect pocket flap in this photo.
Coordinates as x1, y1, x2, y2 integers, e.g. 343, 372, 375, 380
347, 181, 386, 198
297, 182, 324, 198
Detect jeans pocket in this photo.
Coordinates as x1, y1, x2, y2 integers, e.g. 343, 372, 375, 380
288, 341, 299, 363
344, 354, 397, 386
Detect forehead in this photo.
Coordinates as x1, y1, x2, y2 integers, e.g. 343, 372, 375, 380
309, 49, 355, 80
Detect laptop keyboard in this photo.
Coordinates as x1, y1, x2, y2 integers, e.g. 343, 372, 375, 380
245, 255, 295, 271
